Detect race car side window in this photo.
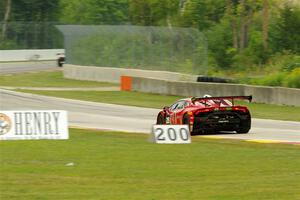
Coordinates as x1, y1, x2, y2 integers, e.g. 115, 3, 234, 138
176, 101, 186, 110
170, 102, 179, 111
170, 101, 188, 111
183, 101, 190, 107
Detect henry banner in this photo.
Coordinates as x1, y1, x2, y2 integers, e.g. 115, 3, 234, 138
0, 110, 68, 140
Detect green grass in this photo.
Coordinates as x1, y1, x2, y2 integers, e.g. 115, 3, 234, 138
0, 71, 117, 87
0, 129, 299, 200
17, 90, 300, 122
17, 90, 182, 108
237, 101, 300, 121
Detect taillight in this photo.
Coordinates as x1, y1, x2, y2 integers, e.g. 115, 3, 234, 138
195, 108, 214, 115
232, 106, 248, 113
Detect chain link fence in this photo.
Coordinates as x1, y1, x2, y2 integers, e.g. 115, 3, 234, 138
57, 25, 208, 75
0, 22, 63, 50
1, 23, 208, 74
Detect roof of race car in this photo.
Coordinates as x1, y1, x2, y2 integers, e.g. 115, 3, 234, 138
173, 95, 252, 108
178, 95, 252, 102
175, 97, 224, 107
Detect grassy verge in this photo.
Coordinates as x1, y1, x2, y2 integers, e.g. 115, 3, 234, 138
1, 129, 299, 200
17, 90, 300, 121
0, 71, 117, 87
236, 101, 300, 121
17, 90, 181, 108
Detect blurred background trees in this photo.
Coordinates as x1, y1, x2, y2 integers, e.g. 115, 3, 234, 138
0, 0, 299, 87
59, 0, 128, 24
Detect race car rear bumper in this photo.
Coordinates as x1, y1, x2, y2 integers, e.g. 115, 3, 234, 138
192, 111, 250, 133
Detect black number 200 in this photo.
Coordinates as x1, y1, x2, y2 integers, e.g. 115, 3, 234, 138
156, 127, 189, 141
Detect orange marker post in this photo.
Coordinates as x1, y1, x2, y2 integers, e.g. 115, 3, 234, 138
120, 76, 132, 91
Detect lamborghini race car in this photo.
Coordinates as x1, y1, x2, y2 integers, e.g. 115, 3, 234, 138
156, 95, 252, 134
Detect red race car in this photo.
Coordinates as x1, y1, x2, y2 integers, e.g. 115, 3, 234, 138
156, 95, 252, 134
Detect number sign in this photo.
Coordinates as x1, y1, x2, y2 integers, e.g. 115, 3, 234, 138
152, 125, 191, 144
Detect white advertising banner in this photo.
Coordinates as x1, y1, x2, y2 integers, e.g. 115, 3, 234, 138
0, 110, 68, 140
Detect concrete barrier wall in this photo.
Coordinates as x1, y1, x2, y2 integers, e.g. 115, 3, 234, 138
131, 77, 300, 106
62, 64, 299, 106
0, 49, 64, 62
63, 64, 198, 83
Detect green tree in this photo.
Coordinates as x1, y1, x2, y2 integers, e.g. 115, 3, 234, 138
206, 19, 234, 69
128, 0, 179, 26
59, 0, 129, 24
1, 0, 11, 39
179, 0, 226, 30
0, 0, 61, 49
270, 4, 300, 53
10, 0, 59, 22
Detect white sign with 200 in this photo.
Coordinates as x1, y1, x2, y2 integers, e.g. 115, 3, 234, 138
152, 125, 191, 144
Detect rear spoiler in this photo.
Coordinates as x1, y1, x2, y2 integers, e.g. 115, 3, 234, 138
191, 95, 252, 106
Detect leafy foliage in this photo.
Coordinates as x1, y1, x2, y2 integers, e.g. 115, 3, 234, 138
10, 0, 59, 22
0, 0, 62, 49
1, 0, 300, 87
270, 4, 300, 54
129, 0, 179, 26
59, 0, 129, 24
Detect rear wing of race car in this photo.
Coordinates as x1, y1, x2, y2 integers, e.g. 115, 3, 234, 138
191, 95, 252, 106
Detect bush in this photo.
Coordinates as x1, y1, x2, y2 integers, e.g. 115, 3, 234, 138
266, 51, 300, 72
284, 68, 300, 88
250, 72, 287, 87
243, 67, 300, 88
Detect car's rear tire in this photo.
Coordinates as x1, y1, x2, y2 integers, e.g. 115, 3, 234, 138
236, 114, 251, 134
236, 120, 251, 133
156, 113, 166, 124
236, 127, 250, 134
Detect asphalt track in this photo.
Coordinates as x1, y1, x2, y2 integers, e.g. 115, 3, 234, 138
0, 61, 59, 74
1, 89, 299, 144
